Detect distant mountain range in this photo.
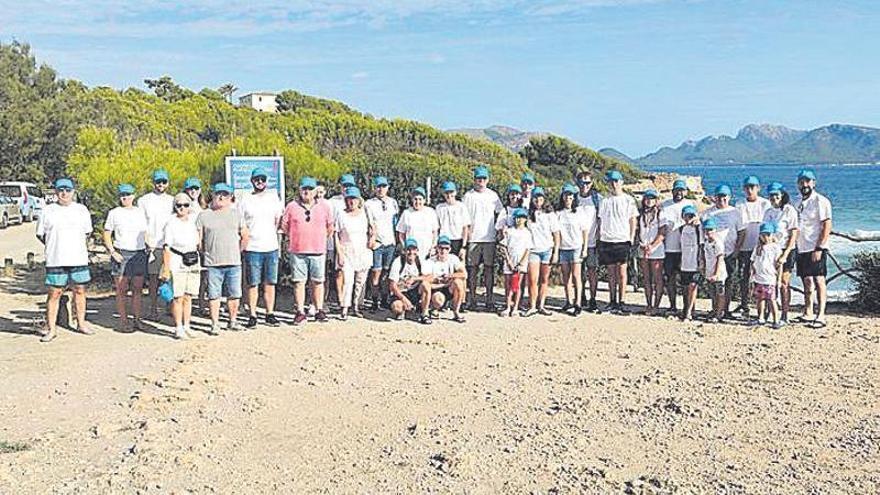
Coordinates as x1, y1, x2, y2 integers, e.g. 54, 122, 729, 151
447, 125, 547, 152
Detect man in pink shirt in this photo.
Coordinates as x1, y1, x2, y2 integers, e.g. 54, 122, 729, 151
280, 177, 334, 325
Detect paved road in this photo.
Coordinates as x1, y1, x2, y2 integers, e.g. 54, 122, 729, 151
0, 221, 43, 264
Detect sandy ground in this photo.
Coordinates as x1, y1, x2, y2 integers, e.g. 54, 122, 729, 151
0, 230, 878, 493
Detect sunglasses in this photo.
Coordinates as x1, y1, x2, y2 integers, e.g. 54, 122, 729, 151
175, 203, 190, 208
438, 245, 451, 250
154, 180, 169, 185
185, 186, 200, 191
57, 187, 73, 193
252, 177, 267, 183
216, 193, 231, 199
578, 180, 592, 186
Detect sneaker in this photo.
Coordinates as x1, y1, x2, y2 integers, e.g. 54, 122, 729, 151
537, 307, 553, 316
601, 303, 615, 314
571, 305, 582, 316
339, 312, 348, 321
771, 321, 784, 330
245, 315, 259, 329
429, 309, 440, 319
315, 310, 329, 323
370, 299, 380, 312
617, 305, 630, 316
751, 318, 765, 327
265, 314, 280, 327
293, 312, 308, 326
174, 327, 187, 340
587, 299, 598, 313
561, 302, 573, 313
208, 324, 221, 336
352, 309, 364, 319
227, 320, 245, 332
394, 312, 405, 321
740, 308, 750, 320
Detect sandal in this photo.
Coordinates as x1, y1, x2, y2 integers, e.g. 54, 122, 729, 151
791, 315, 813, 324
418, 315, 433, 325
451, 315, 466, 323
811, 318, 828, 329
537, 308, 553, 316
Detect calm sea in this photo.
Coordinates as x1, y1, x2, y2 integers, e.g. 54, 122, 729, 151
645, 163, 880, 297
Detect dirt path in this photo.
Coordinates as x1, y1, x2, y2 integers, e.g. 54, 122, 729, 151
0, 221, 43, 265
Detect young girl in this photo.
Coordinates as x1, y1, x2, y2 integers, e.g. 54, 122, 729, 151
751, 221, 784, 328
500, 208, 533, 317
701, 217, 727, 323
524, 187, 560, 316
678, 204, 701, 320
638, 189, 667, 316
556, 184, 588, 316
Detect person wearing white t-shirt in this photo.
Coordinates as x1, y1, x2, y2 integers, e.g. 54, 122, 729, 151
396, 187, 439, 260
137, 169, 174, 318
36, 178, 94, 342
793, 169, 832, 327
326, 174, 356, 310
763, 182, 800, 324
103, 183, 149, 332
500, 208, 533, 318
575, 170, 602, 311
734, 175, 772, 318
660, 179, 695, 314
334, 187, 374, 320
494, 184, 524, 235
597, 170, 638, 314
750, 222, 784, 328
701, 217, 727, 323
524, 187, 560, 316
556, 184, 589, 316
364, 176, 400, 311
679, 207, 702, 321
463, 165, 504, 310
162, 193, 202, 340
435, 181, 470, 258
427, 235, 468, 322
637, 189, 668, 316
388, 239, 433, 325
238, 167, 284, 328
701, 184, 744, 318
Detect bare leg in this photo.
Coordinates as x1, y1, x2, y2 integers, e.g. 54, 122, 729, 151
227, 298, 240, 325
561, 263, 572, 305
148, 274, 159, 316
667, 266, 679, 311
72, 284, 89, 332
209, 298, 221, 326
538, 264, 552, 310
802, 276, 814, 319
294, 281, 307, 314
264, 284, 276, 315
45, 287, 63, 336
130, 275, 144, 322
607, 265, 618, 305
815, 276, 827, 320
114, 276, 129, 326
617, 263, 628, 306
182, 295, 193, 327
390, 300, 405, 319
527, 262, 540, 311
247, 285, 259, 317
312, 282, 325, 311
484, 261, 495, 307
640, 258, 652, 310
779, 271, 792, 320
418, 283, 431, 316
172, 298, 183, 327
571, 263, 583, 309
652, 261, 664, 310
451, 280, 465, 316
587, 266, 598, 301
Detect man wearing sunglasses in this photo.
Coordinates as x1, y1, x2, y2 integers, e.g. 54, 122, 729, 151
575, 170, 602, 312
237, 168, 284, 328
137, 169, 174, 319
364, 176, 399, 311
281, 177, 335, 325
35, 178, 94, 342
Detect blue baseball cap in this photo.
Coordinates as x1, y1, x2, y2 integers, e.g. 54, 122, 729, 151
644, 188, 659, 199
183, 177, 201, 189
251, 167, 268, 179
442, 181, 457, 193
152, 169, 170, 182
117, 183, 135, 195
767, 182, 785, 195
797, 168, 817, 181
561, 183, 579, 195
521, 173, 535, 184
339, 174, 356, 187
344, 186, 361, 199
373, 176, 389, 187
605, 170, 624, 182
299, 176, 317, 189
437, 235, 452, 246
404, 238, 419, 249
759, 221, 777, 235
506, 184, 523, 194
714, 184, 732, 197
702, 217, 718, 230
54, 178, 74, 190
158, 281, 174, 303
473, 166, 490, 179
682, 204, 698, 217
743, 175, 761, 187
672, 179, 688, 191
212, 183, 233, 194
411, 186, 427, 198
512, 207, 528, 219
532, 186, 546, 197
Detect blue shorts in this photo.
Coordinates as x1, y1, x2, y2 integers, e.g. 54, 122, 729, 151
244, 250, 279, 286
45, 266, 91, 287
290, 253, 326, 282
372, 244, 397, 270
528, 249, 552, 264
206, 265, 242, 300
558, 249, 580, 264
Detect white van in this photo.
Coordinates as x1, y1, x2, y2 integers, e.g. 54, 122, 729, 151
0, 182, 45, 222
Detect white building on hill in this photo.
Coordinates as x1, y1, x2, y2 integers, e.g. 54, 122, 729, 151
239, 92, 277, 113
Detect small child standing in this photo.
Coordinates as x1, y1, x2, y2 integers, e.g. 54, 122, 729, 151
501, 208, 533, 317
751, 221, 784, 328
678, 204, 701, 320
701, 217, 728, 323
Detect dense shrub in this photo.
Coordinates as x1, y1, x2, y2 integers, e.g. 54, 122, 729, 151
852, 250, 880, 313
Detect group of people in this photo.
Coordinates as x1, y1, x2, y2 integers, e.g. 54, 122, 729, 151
34, 164, 832, 342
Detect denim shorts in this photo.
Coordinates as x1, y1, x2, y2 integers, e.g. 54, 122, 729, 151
558, 249, 580, 264
244, 250, 279, 286
206, 265, 242, 300
528, 249, 552, 264
45, 266, 91, 287
372, 244, 397, 270
290, 253, 326, 282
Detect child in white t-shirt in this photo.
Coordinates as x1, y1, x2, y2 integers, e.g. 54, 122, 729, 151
678, 205, 701, 320
701, 217, 727, 323
500, 208, 533, 317
751, 222, 784, 328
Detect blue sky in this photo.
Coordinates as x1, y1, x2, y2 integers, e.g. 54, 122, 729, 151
2, 0, 879, 157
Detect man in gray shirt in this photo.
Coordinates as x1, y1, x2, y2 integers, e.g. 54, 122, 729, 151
196, 183, 249, 334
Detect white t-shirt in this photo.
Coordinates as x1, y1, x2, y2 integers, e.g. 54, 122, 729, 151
335, 209, 373, 272
463, 188, 503, 243
638, 211, 668, 260
763, 204, 799, 248
136, 192, 174, 248
703, 236, 727, 283
598, 194, 638, 243
428, 253, 465, 279
556, 209, 588, 251
702, 206, 742, 256
326, 195, 347, 252
679, 223, 701, 272
435, 201, 470, 240
794, 193, 832, 254
37, 203, 93, 268
503, 227, 533, 273
364, 196, 399, 247
751, 243, 782, 285
163, 216, 200, 273
188, 199, 204, 217
660, 198, 695, 252
388, 256, 433, 291
576, 192, 602, 248
528, 210, 560, 253
238, 191, 283, 253
495, 206, 519, 233
736, 197, 772, 252
396, 207, 439, 259
104, 206, 148, 251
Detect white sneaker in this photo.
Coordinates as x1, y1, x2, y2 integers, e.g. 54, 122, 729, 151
174, 327, 187, 340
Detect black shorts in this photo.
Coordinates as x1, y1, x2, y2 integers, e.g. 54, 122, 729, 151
680, 271, 701, 285
449, 239, 463, 254
781, 249, 796, 273
797, 250, 827, 278
598, 241, 631, 266
664, 252, 682, 277
393, 286, 422, 306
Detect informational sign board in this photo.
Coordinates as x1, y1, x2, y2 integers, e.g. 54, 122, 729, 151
224, 156, 285, 202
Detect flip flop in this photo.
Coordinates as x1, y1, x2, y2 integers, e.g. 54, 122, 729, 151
791, 315, 812, 324
40, 332, 57, 343
451, 315, 466, 323
811, 319, 828, 329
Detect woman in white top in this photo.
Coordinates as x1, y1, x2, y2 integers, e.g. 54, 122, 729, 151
494, 184, 524, 236
335, 187, 374, 319
762, 182, 799, 324
103, 183, 149, 332
395, 187, 439, 260
524, 187, 560, 316
637, 189, 667, 316
183, 177, 207, 312
555, 184, 588, 316
161, 193, 202, 339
